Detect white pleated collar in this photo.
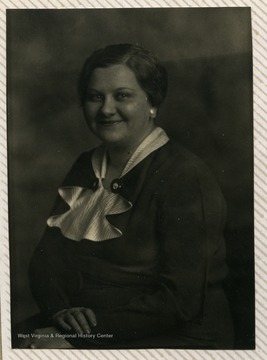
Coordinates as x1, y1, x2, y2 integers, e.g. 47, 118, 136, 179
92, 127, 169, 184
47, 127, 169, 242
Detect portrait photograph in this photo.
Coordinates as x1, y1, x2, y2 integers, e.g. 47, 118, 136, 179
7, 7, 254, 351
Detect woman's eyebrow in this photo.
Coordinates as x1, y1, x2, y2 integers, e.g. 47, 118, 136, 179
87, 87, 136, 93
115, 87, 135, 91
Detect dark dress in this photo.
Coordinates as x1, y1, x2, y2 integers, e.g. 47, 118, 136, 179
28, 140, 234, 349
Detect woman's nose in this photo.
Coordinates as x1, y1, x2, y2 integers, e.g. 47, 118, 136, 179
100, 96, 116, 116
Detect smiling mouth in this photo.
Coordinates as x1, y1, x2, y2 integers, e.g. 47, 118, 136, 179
98, 120, 124, 126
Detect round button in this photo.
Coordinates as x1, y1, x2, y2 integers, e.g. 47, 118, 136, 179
112, 182, 119, 190
111, 179, 122, 193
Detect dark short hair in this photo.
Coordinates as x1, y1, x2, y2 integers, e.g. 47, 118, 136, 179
78, 43, 168, 107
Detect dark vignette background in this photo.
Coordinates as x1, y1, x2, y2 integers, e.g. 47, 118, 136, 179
7, 8, 253, 349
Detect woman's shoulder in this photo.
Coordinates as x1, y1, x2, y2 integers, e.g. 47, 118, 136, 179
156, 139, 213, 179
154, 139, 223, 199
61, 147, 99, 187
73, 148, 95, 164
69, 145, 103, 170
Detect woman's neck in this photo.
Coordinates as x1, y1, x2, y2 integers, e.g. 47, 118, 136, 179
106, 126, 156, 170
101, 146, 134, 189
106, 145, 134, 171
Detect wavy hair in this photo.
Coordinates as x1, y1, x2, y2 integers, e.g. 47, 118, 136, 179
78, 43, 168, 108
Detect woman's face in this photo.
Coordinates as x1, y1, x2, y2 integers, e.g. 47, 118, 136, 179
83, 64, 156, 149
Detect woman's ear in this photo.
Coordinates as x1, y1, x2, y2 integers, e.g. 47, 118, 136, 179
149, 107, 157, 119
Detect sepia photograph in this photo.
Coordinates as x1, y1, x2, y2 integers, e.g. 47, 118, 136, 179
7, 7, 253, 350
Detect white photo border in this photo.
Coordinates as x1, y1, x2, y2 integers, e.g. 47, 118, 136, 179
1, 1, 266, 359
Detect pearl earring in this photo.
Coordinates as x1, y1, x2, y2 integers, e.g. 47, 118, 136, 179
150, 109, 155, 116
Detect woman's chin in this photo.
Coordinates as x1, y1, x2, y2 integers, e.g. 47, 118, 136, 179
93, 128, 126, 146
97, 133, 126, 147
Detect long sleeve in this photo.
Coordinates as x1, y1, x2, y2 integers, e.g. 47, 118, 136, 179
28, 152, 94, 318
29, 227, 80, 318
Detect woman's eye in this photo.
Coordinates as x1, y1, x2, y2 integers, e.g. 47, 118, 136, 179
115, 92, 131, 101
87, 94, 104, 102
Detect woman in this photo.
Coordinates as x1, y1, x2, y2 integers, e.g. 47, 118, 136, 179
26, 44, 234, 349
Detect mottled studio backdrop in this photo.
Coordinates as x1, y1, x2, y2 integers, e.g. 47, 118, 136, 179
7, 8, 253, 348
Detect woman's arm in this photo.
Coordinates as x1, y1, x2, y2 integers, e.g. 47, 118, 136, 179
29, 227, 76, 318
29, 152, 93, 318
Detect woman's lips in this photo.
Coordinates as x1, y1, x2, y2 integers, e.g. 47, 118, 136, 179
98, 120, 123, 126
